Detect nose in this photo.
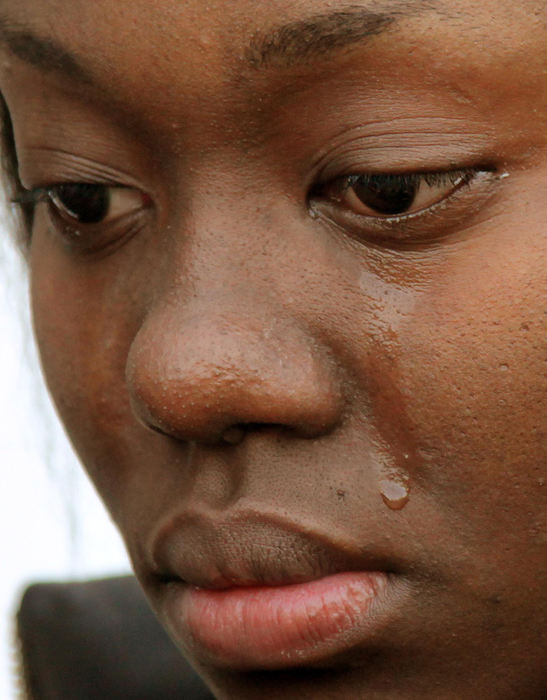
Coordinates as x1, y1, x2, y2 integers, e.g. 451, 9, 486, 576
126, 301, 343, 445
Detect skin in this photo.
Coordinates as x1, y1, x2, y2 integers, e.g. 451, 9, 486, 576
1, 0, 546, 697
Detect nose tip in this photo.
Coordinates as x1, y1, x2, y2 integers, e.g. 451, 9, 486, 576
126, 312, 343, 445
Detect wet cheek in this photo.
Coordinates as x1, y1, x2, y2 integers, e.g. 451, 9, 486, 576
392, 249, 545, 532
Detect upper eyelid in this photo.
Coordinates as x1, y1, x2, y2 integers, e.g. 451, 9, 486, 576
11, 187, 48, 206
14, 167, 489, 210
16, 147, 145, 190
310, 163, 491, 202
11, 184, 152, 229
311, 168, 480, 205
342, 169, 473, 187
309, 123, 495, 178
12, 183, 126, 205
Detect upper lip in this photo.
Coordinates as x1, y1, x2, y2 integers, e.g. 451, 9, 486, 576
146, 506, 395, 589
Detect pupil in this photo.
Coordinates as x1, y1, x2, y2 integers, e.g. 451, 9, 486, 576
352, 175, 417, 215
55, 184, 109, 223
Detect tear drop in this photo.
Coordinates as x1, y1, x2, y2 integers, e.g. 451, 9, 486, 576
308, 205, 319, 220
379, 478, 410, 511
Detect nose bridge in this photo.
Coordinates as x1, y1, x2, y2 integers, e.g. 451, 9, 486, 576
170, 165, 298, 297
125, 192, 343, 443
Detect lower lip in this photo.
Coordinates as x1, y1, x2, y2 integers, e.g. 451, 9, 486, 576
166, 572, 389, 669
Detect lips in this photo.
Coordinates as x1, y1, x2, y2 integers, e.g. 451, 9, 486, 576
145, 508, 399, 669
149, 507, 393, 588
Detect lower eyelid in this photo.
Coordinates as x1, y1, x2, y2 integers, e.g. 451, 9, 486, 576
408, 173, 472, 212
43, 204, 149, 255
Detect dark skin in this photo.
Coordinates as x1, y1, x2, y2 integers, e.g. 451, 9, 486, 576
1, 0, 546, 697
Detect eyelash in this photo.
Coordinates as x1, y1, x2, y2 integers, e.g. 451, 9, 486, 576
13, 183, 150, 253
14, 165, 497, 253
308, 166, 497, 245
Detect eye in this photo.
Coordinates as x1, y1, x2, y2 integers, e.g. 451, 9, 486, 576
16, 182, 152, 253
47, 183, 147, 225
309, 168, 497, 245
319, 171, 471, 218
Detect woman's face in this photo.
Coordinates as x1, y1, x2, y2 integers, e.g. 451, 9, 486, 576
1, 0, 545, 697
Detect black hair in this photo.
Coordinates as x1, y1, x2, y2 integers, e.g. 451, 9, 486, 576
0, 93, 33, 248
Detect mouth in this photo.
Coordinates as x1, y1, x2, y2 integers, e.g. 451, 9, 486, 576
165, 571, 389, 669
145, 508, 402, 669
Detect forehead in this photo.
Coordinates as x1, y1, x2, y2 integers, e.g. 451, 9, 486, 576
1, 0, 545, 180
1, 0, 542, 79
1, 1, 543, 128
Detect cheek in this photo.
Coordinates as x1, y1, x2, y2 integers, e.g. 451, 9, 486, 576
29, 230, 145, 518
393, 233, 545, 535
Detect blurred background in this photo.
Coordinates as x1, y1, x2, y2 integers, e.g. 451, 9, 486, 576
0, 219, 131, 698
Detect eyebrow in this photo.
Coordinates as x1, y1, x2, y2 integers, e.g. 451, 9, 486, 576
246, 6, 402, 68
0, 20, 93, 84
0, 2, 434, 83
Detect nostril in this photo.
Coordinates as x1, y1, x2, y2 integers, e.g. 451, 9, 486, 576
127, 312, 344, 445
221, 426, 246, 445
221, 422, 294, 446
235, 422, 282, 434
